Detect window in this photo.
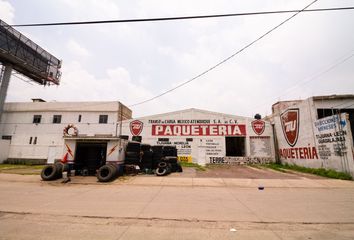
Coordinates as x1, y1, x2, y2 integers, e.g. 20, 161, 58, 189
132, 136, 142, 142
33, 137, 37, 145
2, 135, 12, 140
29, 137, 33, 144
33, 115, 41, 124
78, 114, 82, 122
53, 115, 62, 124
158, 138, 169, 142
99, 115, 108, 124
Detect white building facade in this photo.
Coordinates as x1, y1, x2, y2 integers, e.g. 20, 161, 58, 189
0, 100, 131, 164
270, 95, 354, 177
120, 108, 275, 165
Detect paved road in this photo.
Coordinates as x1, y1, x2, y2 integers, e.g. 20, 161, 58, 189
0, 174, 354, 239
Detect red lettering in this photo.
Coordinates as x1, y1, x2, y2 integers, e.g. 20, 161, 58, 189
291, 148, 295, 158
294, 148, 299, 159
303, 148, 309, 159
299, 148, 304, 159
279, 146, 318, 160
312, 147, 319, 159
151, 124, 246, 136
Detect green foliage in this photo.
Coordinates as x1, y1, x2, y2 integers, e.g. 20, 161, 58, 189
0, 164, 45, 170
4, 158, 46, 165
180, 162, 206, 171
262, 163, 352, 180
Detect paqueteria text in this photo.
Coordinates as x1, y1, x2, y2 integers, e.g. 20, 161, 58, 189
152, 124, 246, 136
279, 146, 318, 159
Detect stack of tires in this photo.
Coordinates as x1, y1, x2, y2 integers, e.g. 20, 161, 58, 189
155, 146, 182, 176
152, 145, 164, 168
162, 146, 178, 157
164, 156, 183, 173
41, 162, 68, 181
97, 163, 119, 182
124, 142, 141, 165
140, 144, 153, 170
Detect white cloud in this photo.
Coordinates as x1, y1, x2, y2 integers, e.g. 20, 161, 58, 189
60, 0, 120, 20
4, 0, 354, 119
0, 0, 15, 24
67, 39, 91, 57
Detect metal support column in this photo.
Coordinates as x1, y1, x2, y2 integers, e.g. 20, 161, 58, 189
0, 64, 12, 132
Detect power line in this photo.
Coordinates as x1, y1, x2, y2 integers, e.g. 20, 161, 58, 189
128, 0, 318, 107
251, 50, 354, 112
11, 6, 353, 27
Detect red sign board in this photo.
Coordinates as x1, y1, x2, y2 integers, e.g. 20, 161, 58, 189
152, 124, 246, 136
280, 109, 299, 147
130, 120, 143, 136
251, 120, 265, 135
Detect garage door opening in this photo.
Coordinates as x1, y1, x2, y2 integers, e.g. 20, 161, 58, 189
225, 137, 245, 156
74, 142, 107, 176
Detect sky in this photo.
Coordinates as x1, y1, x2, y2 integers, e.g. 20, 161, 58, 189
1, 0, 354, 118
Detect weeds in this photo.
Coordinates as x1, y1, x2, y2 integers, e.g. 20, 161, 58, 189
261, 163, 352, 180
180, 162, 206, 171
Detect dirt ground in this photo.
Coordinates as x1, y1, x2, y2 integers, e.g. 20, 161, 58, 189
194, 165, 325, 179
0, 164, 325, 180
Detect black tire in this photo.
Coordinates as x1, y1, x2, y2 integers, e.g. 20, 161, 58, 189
176, 162, 183, 172
141, 144, 151, 152
97, 164, 116, 182
126, 142, 141, 152
41, 165, 59, 181
125, 160, 140, 165
107, 163, 119, 178
141, 151, 153, 162
126, 151, 140, 158
157, 162, 167, 168
164, 156, 178, 164
155, 167, 168, 176
54, 162, 69, 178
166, 163, 172, 174
163, 146, 177, 157
152, 145, 163, 154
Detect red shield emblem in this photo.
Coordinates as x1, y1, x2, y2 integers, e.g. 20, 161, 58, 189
280, 109, 299, 147
251, 120, 265, 135
130, 120, 143, 136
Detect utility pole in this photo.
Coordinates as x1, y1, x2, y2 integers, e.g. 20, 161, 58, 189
0, 64, 12, 135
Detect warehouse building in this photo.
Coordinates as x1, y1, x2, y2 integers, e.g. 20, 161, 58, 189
119, 108, 275, 165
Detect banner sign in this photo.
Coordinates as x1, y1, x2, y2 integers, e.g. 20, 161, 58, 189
152, 124, 246, 136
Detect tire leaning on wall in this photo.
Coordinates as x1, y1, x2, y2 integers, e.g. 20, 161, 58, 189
41, 164, 60, 181
97, 164, 118, 182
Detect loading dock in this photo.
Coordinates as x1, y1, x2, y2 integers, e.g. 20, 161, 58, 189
74, 141, 107, 175
63, 136, 127, 176
225, 137, 245, 157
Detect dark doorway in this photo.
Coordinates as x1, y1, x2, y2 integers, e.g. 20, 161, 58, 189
225, 137, 245, 157
74, 142, 107, 176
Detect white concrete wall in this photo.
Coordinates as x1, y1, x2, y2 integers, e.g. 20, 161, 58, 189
272, 97, 354, 177
0, 140, 10, 163
314, 113, 354, 176
0, 101, 129, 162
